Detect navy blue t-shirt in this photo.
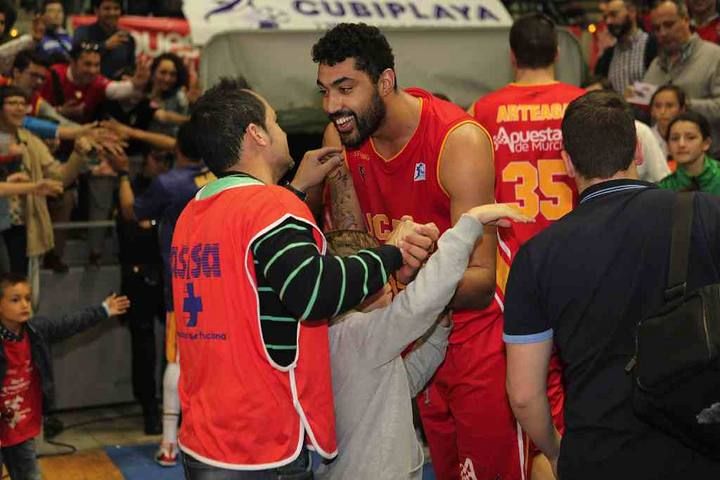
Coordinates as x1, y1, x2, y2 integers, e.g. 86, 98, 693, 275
504, 180, 720, 479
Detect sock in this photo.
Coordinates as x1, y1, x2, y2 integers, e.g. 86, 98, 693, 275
161, 361, 180, 446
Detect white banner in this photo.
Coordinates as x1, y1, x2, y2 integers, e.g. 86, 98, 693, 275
183, 0, 513, 44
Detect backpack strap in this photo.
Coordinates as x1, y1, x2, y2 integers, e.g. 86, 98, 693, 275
665, 192, 695, 301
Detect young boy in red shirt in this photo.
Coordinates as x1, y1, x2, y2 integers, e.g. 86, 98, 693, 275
0, 273, 129, 479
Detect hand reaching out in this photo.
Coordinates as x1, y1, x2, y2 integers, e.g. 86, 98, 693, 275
465, 204, 534, 228
33, 179, 63, 197
290, 146, 343, 192
104, 294, 130, 317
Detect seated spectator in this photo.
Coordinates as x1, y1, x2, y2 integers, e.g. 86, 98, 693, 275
0, 85, 93, 275
0, 1, 45, 75
0, 272, 128, 479
73, 0, 134, 80
688, 0, 720, 44
37, 0, 72, 65
650, 84, 688, 166
318, 204, 529, 480
39, 40, 149, 124
658, 110, 720, 193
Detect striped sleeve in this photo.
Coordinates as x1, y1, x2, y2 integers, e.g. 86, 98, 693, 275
251, 217, 402, 321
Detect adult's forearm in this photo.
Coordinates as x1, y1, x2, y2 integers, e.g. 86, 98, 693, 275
60, 151, 87, 186
510, 392, 561, 461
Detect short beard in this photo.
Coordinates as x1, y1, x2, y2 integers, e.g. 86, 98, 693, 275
337, 88, 386, 149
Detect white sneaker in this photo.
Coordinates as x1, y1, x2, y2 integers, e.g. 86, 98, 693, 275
155, 442, 178, 467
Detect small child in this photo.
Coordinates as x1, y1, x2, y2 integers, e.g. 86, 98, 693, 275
0, 272, 129, 479
318, 204, 530, 480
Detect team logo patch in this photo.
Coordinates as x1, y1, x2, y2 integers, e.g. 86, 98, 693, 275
460, 458, 478, 480
413, 162, 426, 182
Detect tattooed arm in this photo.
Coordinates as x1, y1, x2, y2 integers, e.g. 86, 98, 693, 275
311, 123, 365, 231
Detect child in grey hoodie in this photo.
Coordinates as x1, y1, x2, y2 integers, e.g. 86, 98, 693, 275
318, 204, 530, 480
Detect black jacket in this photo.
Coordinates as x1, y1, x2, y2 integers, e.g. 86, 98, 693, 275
595, 33, 658, 79
0, 306, 108, 411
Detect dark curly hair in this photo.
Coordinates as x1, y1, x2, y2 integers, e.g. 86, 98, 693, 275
312, 23, 397, 89
149, 52, 189, 97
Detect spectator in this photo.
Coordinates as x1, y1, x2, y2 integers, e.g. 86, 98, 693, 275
10, 50, 73, 125
146, 53, 189, 137
0, 85, 93, 275
37, 0, 72, 65
39, 40, 149, 124
659, 110, 720, 193
0, 1, 45, 76
113, 124, 215, 463
504, 90, 720, 479
596, 0, 657, 95
115, 148, 170, 435
0, 272, 129, 480
642, 0, 720, 155
688, 0, 720, 44
649, 84, 688, 163
73, 0, 135, 80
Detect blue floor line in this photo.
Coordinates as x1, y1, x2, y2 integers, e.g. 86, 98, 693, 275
104, 444, 437, 479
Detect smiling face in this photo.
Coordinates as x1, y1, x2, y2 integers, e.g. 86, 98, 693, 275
1, 95, 27, 129
317, 58, 387, 149
153, 59, 178, 94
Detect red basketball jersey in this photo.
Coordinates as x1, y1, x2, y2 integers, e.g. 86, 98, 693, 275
346, 87, 493, 342
471, 82, 584, 297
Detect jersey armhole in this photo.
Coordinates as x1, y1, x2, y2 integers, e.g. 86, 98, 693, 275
436, 120, 494, 199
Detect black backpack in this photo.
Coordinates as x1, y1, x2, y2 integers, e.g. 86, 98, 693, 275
627, 192, 720, 460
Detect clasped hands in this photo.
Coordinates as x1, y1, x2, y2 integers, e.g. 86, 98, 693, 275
385, 216, 439, 285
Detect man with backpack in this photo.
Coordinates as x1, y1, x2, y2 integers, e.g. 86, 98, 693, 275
503, 90, 720, 479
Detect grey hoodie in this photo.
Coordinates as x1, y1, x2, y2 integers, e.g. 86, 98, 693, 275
318, 215, 484, 480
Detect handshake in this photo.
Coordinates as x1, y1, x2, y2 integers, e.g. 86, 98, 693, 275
385, 204, 532, 284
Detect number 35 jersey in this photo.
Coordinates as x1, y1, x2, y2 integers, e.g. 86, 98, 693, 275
470, 82, 584, 293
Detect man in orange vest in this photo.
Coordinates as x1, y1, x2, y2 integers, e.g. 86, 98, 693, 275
172, 80, 438, 478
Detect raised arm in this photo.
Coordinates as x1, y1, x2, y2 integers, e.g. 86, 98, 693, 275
321, 124, 365, 230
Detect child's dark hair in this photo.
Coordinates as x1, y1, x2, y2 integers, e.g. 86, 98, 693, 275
0, 273, 28, 297
666, 111, 712, 141
650, 84, 687, 110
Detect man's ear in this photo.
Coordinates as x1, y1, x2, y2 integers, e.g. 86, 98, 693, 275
245, 123, 268, 147
561, 149, 576, 178
378, 68, 396, 96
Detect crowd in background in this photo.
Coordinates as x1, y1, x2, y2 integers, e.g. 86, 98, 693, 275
0, 0, 716, 475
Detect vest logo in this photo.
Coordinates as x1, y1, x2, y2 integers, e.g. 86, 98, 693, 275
460, 458, 478, 480
182, 283, 203, 327
170, 243, 222, 280
414, 162, 426, 182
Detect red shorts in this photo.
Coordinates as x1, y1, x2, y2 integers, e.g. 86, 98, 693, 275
417, 317, 565, 480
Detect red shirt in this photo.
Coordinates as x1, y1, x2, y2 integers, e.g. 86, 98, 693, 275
695, 16, 720, 44
345, 88, 492, 343
471, 82, 584, 297
0, 335, 42, 447
39, 63, 110, 122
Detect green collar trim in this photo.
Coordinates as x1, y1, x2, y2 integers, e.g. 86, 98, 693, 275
196, 175, 265, 200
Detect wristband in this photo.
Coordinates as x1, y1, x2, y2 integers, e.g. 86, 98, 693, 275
285, 182, 307, 201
